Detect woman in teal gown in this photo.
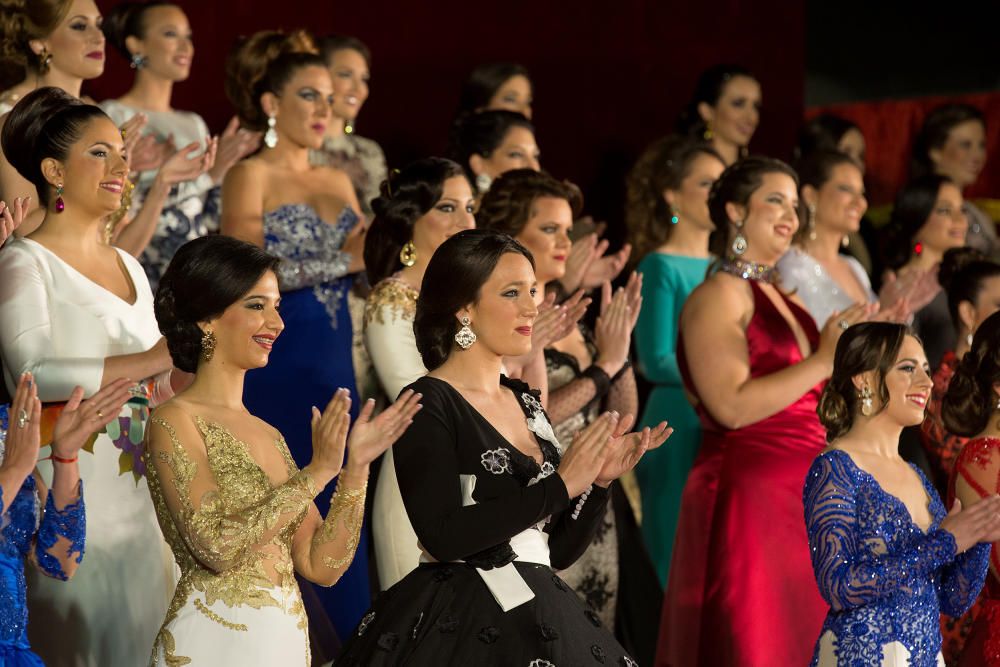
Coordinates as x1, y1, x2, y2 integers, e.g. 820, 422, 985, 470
627, 136, 725, 585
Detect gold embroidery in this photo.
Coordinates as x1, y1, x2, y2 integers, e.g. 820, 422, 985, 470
313, 480, 368, 571
363, 277, 418, 328
157, 627, 192, 666
194, 598, 248, 631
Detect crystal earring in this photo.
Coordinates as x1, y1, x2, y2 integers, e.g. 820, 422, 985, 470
670, 207, 680, 225
201, 328, 217, 362
860, 385, 874, 417
264, 115, 278, 149
455, 316, 476, 349
399, 241, 417, 267
475, 173, 492, 194
54, 183, 65, 213
129, 53, 147, 69
731, 220, 747, 256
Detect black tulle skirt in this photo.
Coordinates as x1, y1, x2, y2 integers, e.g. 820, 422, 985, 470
335, 561, 638, 666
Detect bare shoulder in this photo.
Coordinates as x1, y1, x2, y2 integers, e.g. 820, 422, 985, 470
683, 273, 753, 323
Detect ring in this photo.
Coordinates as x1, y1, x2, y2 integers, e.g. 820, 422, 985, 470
838, 319, 850, 331
17, 409, 28, 429
96, 409, 104, 419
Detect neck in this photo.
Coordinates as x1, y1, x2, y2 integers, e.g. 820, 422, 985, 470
182, 360, 248, 410
844, 414, 904, 458
35, 69, 84, 98
324, 116, 346, 139
661, 221, 712, 257
955, 333, 971, 359
977, 412, 1000, 440
802, 223, 844, 262
909, 246, 943, 271
433, 345, 505, 395
398, 257, 429, 291
711, 137, 740, 166
34, 207, 104, 249
122, 72, 174, 112
260, 139, 312, 172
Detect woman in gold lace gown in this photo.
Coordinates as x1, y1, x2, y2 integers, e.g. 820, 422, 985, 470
144, 235, 421, 665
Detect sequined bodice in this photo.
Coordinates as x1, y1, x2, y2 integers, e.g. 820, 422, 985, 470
262, 204, 357, 267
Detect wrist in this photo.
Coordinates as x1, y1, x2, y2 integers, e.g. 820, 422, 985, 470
303, 462, 338, 490
594, 358, 622, 380
338, 462, 369, 489
50, 445, 79, 463
593, 478, 612, 488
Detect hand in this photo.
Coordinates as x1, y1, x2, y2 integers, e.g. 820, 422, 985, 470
560, 233, 604, 294
308, 388, 353, 481
345, 389, 423, 469
557, 411, 618, 498
342, 217, 367, 274
0, 196, 29, 245
0, 373, 41, 477
503, 290, 592, 375
595, 413, 672, 486
581, 242, 631, 290
154, 139, 218, 188
120, 113, 149, 163
208, 116, 262, 184
815, 302, 876, 369
594, 274, 642, 377
940, 496, 1000, 553
129, 134, 178, 174
51, 378, 134, 459
880, 267, 940, 316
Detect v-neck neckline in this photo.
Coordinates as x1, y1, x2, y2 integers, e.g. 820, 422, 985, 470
831, 448, 937, 534
23, 238, 139, 307
748, 278, 815, 359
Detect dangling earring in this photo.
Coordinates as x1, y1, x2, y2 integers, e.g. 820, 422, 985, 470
913, 241, 923, 256
344, 120, 354, 135
475, 173, 492, 194
129, 53, 147, 69
807, 204, 817, 241
703, 121, 713, 141
967, 332, 974, 347
670, 207, 680, 225
201, 328, 217, 362
399, 241, 417, 267
54, 184, 65, 213
731, 219, 747, 256
38, 47, 52, 75
860, 385, 874, 417
264, 115, 278, 149
455, 316, 476, 349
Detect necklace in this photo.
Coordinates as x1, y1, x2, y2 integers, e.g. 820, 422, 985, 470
718, 257, 779, 284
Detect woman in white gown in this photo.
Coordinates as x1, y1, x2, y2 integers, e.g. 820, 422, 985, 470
146, 234, 421, 665
0, 88, 177, 666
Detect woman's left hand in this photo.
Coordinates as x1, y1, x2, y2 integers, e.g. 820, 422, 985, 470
594, 413, 671, 486
51, 379, 135, 459
344, 390, 423, 469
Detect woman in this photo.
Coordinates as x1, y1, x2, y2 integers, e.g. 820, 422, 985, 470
911, 104, 994, 258
145, 235, 420, 665
447, 109, 539, 196
0, 373, 132, 663
676, 64, 761, 166
0, 87, 177, 667
806, 321, 996, 665
883, 174, 970, 370
456, 61, 533, 119
310, 34, 387, 219
625, 135, 725, 586
945, 311, 1000, 666
220, 29, 369, 640
99, 1, 258, 288
337, 228, 670, 665
656, 157, 873, 667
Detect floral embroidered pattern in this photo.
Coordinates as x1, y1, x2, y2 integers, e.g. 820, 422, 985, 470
363, 277, 418, 328
35, 481, 85, 581
529, 660, 555, 667
357, 611, 375, 636
481, 448, 511, 475
106, 400, 150, 482
263, 204, 357, 301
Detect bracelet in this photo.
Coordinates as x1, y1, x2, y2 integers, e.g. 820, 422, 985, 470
582, 364, 611, 398
610, 358, 632, 383
571, 485, 592, 520
50, 453, 78, 464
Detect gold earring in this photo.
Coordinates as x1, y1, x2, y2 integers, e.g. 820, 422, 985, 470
703, 120, 713, 141
399, 241, 417, 267
201, 328, 216, 362
860, 385, 874, 416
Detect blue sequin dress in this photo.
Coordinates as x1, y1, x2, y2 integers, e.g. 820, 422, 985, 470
803, 449, 990, 666
242, 204, 368, 639
0, 404, 87, 665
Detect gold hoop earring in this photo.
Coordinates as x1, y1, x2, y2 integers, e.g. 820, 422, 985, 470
399, 241, 417, 267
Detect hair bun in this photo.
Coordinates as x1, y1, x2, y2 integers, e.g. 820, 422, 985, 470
940, 246, 987, 292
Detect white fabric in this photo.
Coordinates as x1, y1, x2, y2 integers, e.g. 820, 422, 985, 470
0, 238, 175, 666
815, 630, 944, 666
778, 246, 876, 329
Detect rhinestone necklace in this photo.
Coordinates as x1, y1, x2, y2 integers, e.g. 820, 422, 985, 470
718, 257, 779, 284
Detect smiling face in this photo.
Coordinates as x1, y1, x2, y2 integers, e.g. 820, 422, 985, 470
514, 196, 573, 284
411, 175, 476, 260
203, 270, 284, 371
931, 120, 987, 188
810, 162, 868, 236
43, 115, 127, 217
461, 252, 539, 358
34, 0, 105, 81
326, 48, 369, 123
126, 4, 192, 82
726, 171, 800, 264
666, 152, 726, 232
474, 126, 541, 179
861, 335, 932, 427
263, 65, 334, 150
701, 75, 761, 148
486, 74, 533, 119
914, 182, 968, 256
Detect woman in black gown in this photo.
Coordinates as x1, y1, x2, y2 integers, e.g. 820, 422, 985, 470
337, 229, 670, 665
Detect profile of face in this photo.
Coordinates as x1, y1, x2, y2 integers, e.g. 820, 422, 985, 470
931, 120, 987, 188
202, 270, 284, 371
32, 0, 106, 81
327, 48, 369, 123
471, 126, 541, 180
959, 276, 1000, 336
43, 116, 127, 217
700, 75, 761, 147
263, 65, 333, 150
807, 162, 867, 236
125, 4, 193, 82
486, 74, 533, 119
411, 176, 476, 259
837, 128, 867, 170
665, 152, 726, 232
515, 196, 573, 284
726, 171, 799, 264
913, 183, 968, 256
855, 335, 932, 427
459, 252, 539, 359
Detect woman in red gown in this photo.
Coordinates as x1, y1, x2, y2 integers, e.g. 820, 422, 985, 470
655, 157, 872, 666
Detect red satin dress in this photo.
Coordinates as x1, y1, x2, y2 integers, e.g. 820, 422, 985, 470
655, 278, 828, 667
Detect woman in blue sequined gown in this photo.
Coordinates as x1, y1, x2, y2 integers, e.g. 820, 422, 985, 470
221, 31, 369, 643
804, 322, 1000, 666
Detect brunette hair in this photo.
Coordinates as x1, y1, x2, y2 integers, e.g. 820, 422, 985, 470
1, 86, 109, 206
881, 174, 954, 270
792, 149, 863, 243
476, 169, 582, 238
795, 114, 862, 162
910, 103, 986, 180
676, 64, 756, 139
457, 62, 531, 115
943, 310, 1000, 437
365, 157, 467, 285
818, 322, 911, 441
318, 34, 371, 69
414, 229, 534, 370
102, 1, 177, 61
155, 236, 280, 373
447, 109, 535, 193
224, 29, 324, 131
0, 0, 71, 88
939, 247, 1000, 332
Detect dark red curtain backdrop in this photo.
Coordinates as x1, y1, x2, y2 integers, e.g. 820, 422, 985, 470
88, 0, 806, 239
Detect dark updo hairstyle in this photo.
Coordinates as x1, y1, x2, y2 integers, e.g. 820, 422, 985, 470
943, 310, 1000, 437
792, 149, 863, 243
881, 173, 954, 270
676, 64, 756, 139
102, 1, 177, 62
476, 168, 582, 238
414, 229, 534, 370
625, 135, 724, 259
155, 236, 280, 373
706, 156, 800, 260
910, 103, 986, 180
457, 62, 532, 115
1, 87, 109, 206
818, 321, 911, 441
364, 157, 467, 285
794, 114, 862, 162
447, 110, 535, 194
224, 29, 324, 131
0, 0, 70, 89
317, 34, 371, 69
939, 246, 1000, 333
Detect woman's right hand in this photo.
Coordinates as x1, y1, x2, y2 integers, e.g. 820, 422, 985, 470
307, 388, 352, 483
51, 379, 134, 460
1, 373, 41, 477
815, 302, 874, 369
941, 495, 1000, 553
594, 275, 642, 377
557, 411, 618, 498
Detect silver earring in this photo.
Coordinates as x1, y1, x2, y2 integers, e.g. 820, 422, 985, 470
731, 220, 747, 256
475, 173, 492, 194
264, 115, 278, 148
860, 385, 874, 417
841, 234, 850, 249
968, 332, 974, 347
455, 316, 476, 349
129, 53, 147, 69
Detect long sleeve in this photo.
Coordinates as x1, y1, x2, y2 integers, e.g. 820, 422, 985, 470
546, 483, 610, 569
634, 256, 686, 386
364, 284, 425, 400
146, 414, 319, 573
33, 480, 85, 581
938, 542, 990, 617
803, 454, 958, 612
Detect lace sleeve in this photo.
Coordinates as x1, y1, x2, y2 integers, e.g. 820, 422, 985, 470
804, 453, 958, 612
938, 542, 990, 617
307, 479, 367, 583
146, 414, 319, 573
34, 480, 85, 581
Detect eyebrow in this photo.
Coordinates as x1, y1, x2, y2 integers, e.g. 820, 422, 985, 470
501, 280, 535, 288
91, 141, 125, 150
242, 294, 271, 301
895, 358, 922, 365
